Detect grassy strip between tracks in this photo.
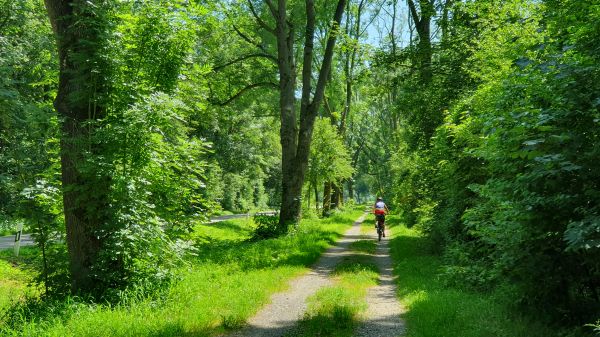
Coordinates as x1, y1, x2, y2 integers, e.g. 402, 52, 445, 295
291, 254, 378, 337
0, 207, 364, 337
289, 217, 379, 337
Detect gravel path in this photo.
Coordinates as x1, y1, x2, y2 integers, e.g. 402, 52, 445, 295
226, 213, 406, 337
354, 226, 406, 337
227, 214, 367, 337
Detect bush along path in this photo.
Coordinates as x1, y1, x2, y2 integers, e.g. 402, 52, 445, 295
386, 216, 561, 337
227, 213, 406, 337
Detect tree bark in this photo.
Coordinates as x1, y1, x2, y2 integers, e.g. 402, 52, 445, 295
322, 181, 332, 216
273, 0, 347, 229
347, 179, 354, 200
407, 0, 434, 84
306, 183, 311, 209
45, 0, 111, 293
314, 183, 319, 213
332, 182, 343, 208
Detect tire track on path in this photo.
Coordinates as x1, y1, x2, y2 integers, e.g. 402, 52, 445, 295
354, 223, 406, 337
227, 213, 367, 337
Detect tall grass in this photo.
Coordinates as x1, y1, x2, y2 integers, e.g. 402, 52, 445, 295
0, 247, 38, 313
0, 208, 364, 337
387, 216, 565, 337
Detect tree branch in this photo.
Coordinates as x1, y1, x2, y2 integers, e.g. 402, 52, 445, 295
310, 0, 346, 113
407, 0, 420, 26
300, 0, 316, 114
210, 82, 278, 106
232, 24, 268, 53
212, 53, 277, 72
323, 96, 333, 117
247, 0, 276, 34
264, 0, 278, 18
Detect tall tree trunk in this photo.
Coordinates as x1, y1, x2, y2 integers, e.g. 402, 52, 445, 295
347, 179, 354, 200
322, 181, 332, 216
307, 183, 311, 209
440, 0, 452, 44
314, 183, 319, 213
273, 0, 347, 229
407, 0, 434, 84
273, 0, 300, 228
45, 0, 112, 293
331, 182, 339, 209
332, 182, 343, 208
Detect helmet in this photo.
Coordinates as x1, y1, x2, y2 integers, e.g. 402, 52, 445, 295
376, 196, 382, 201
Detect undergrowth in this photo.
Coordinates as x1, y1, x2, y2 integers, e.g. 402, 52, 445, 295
386, 216, 593, 337
0, 207, 364, 337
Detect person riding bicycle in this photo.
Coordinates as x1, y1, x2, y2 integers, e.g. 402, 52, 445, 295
373, 197, 389, 237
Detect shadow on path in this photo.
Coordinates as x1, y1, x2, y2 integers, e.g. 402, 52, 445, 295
226, 215, 368, 337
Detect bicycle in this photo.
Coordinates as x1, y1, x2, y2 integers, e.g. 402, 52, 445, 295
375, 215, 385, 241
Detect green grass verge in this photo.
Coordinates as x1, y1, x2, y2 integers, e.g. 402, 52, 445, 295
1, 207, 365, 337
190, 217, 255, 243
0, 247, 39, 313
386, 216, 558, 337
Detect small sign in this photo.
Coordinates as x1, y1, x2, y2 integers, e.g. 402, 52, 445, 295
14, 222, 23, 257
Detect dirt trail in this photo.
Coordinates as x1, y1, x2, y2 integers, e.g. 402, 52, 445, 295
354, 226, 406, 337
227, 213, 405, 337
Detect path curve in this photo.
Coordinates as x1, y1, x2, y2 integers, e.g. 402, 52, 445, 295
227, 214, 367, 337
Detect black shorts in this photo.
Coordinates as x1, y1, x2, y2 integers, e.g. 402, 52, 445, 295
375, 214, 385, 222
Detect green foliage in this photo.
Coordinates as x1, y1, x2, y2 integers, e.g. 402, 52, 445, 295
377, 0, 600, 328
251, 213, 281, 240
307, 117, 354, 200
437, 0, 600, 321
388, 218, 563, 337
19, 180, 68, 296
309, 118, 354, 184
89, 91, 210, 296
186, 1, 282, 213
0, 0, 58, 224
0, 210, 363, 336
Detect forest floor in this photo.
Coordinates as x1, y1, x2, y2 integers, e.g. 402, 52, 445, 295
227, 213, 405, 337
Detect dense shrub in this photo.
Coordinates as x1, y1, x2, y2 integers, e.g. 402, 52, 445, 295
251, 213, 281, 240
384, 0, 600, 327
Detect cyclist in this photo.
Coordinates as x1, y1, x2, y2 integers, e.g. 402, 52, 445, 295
373, 197, 389, 237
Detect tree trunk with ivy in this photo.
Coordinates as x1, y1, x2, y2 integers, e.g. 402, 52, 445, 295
44, 0, 112, 294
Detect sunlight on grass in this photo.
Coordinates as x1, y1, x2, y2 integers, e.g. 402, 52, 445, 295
188, 218, 255, 243
1, 208, 365, 337
0, 248, 38, 314
387, 216, 557, 337
292, 255, 378, 337
349, 240, 376, 254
